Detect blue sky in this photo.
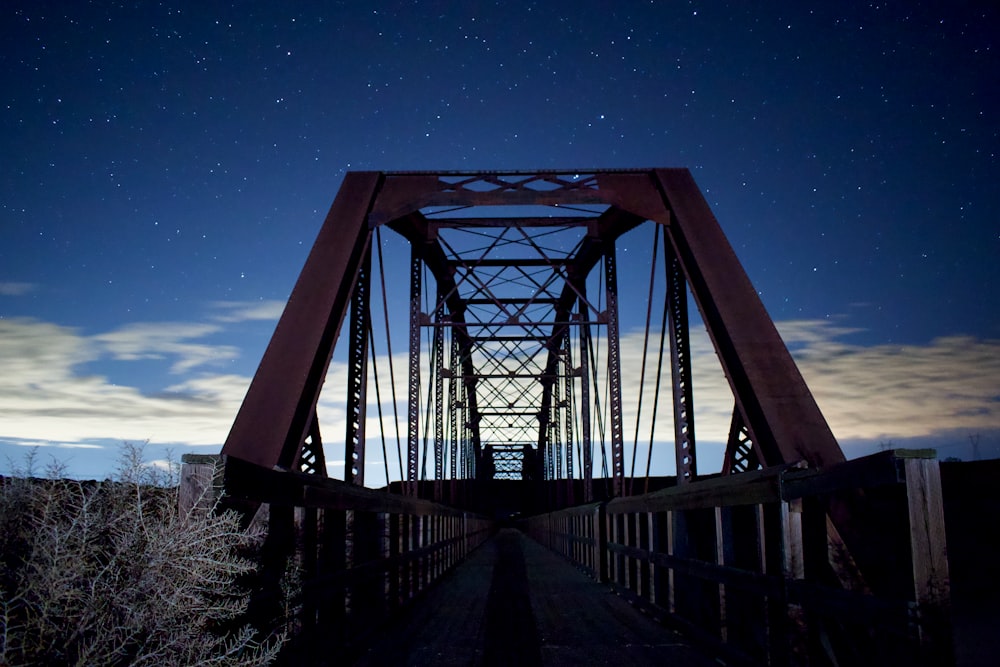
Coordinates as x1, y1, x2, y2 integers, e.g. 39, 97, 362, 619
2, 1, 998, 483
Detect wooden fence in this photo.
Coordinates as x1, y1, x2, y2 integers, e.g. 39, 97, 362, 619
524, 449, 952, 666
180, 454, 493, 664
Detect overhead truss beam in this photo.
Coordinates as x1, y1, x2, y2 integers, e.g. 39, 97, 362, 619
222, 168, 844, 502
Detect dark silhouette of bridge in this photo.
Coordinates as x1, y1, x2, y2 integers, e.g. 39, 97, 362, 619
181, 169, 984, 665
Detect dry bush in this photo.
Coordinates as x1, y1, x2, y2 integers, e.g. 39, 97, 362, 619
0, 444, 284, 666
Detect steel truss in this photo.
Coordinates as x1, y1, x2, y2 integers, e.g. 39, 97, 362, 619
222, 169, 844, 501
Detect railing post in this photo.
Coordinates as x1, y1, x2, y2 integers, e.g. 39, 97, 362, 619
666, 509, 676, 615
597, 503, 609, 582
319, 508, 347, 647
179, 453, 222, 516
419, 515, 429, 591
250, 502, 296, 646
406, 514, 417, 600
388, 513, 401, 609
352, 510, 384, 625
623, 513, 632, 593
299, 506, 319, 637
903, 457, 953, 665
608, 511, 618, 586
781, 498, 809, 666
648, 511, 658, 608
462, 513, 468, 560
714, 506, 729, 643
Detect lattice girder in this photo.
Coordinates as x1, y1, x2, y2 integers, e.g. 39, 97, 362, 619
222, 169, 844, 498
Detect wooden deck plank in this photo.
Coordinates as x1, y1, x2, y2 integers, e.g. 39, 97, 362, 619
353, 528, 714, 666
518, 530, 715, 666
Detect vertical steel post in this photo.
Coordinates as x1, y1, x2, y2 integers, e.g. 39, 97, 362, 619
538, 373, 552, 481
449, 338, 460, 480
554, 386, 563, 480
604, 245, 626, 497
545, 383, 555, 480
433, 283, 446, 502
449, 337, 460, 502
406, 248, 422, 497
563, 329, 575, 506
665, 236, 697, 484
460, 371, 469, 480
344, 246, 372, 485
579, 296, 593, 503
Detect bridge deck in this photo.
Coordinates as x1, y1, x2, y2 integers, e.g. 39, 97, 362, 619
354, 528, 715, 666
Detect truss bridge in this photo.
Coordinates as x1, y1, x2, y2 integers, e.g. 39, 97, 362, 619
181, 169, 976, 666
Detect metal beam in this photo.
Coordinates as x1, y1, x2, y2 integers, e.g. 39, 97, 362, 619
651, 168, 843, 469
463, 297, 561, 305
428, 216, 594, 229
562, 329, 575, 505
297, 411, 327, 476
223, 167, 844, 499
433, 282, 446, 501
406, 247, 422, 496
449, 338, 460, 481
665, 235, 697, 484
603, 244, 626, 497
579, 292, 593, 502
344, 246, 372, 486
448, 258, 571, 268
222, 171, 380, 470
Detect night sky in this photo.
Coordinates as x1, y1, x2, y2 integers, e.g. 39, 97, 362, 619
2, 1, 998, 482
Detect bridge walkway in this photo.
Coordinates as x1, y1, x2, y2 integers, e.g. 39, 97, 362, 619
354, 528, 716, 666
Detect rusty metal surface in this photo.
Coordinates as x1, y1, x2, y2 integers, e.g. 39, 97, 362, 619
221, 171, 381, 470
222, 168, 844, 496
406, 247, 422, 495
665, 236, 697, 483
650, 168, 844, 469
344, 245, 372, 485
213, 168, 959, 666
602, 242, 626, 496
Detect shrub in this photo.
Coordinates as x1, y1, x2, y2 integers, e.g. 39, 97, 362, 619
0, 444, 284, 666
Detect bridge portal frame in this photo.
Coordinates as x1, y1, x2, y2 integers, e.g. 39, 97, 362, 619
220, 168, 843, 497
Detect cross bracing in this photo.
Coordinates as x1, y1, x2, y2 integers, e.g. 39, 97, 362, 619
222, 169, 844, 502
209, 170, 956, 667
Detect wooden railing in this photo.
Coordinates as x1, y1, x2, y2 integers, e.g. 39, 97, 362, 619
524, 450, 952, 666
181, 455, 493, 664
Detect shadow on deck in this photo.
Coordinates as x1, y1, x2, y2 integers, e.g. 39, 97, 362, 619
192, 450, 987, 666
355, 528, 715, 666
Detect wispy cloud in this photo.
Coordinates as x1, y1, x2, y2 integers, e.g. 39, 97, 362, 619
0, 318, 97, 383
0, 316, 997, 482
93, 322, 240, 373
617, 322, 1000, 451
1, 437, 107, 450
772, 319, 865, 348
0, 282, 36, 296
789, 330, 1000, 440
331, 322, 1000, 477
0, 319, 245, 448
209, 300, 285, 323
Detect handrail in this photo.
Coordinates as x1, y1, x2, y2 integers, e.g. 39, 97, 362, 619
182, 454, 494, 664
523, 450, 952, 667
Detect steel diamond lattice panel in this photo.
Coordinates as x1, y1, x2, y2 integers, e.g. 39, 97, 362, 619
221, 169, 844, 498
